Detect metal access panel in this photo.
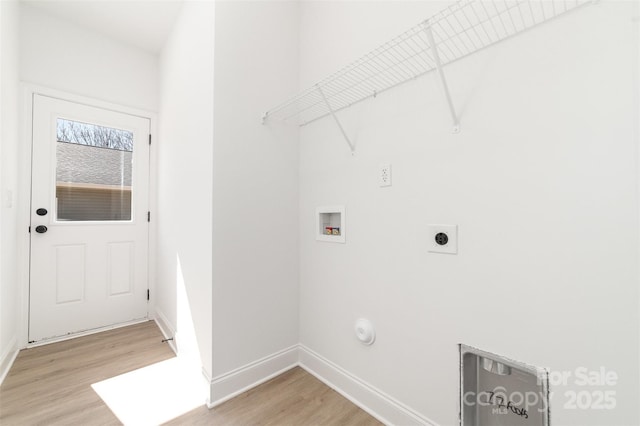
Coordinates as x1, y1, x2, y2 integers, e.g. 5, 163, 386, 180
460, 345, 550, 426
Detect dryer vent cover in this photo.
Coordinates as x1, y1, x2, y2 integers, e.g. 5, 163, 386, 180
460, 345, 550, 426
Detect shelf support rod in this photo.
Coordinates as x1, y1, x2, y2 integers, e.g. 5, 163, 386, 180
317, 86, 355, 154
425, 24, 460, 133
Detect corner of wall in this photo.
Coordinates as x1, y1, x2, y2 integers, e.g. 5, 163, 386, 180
202, 344, 440, 425
0, 337, 19, 386
206, 345, 299, 409
154, 307, 177, 355
0, 0, 21, 386
156, 0, 214, 399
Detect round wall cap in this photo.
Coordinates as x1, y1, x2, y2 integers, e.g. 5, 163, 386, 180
354, 318, 375, 345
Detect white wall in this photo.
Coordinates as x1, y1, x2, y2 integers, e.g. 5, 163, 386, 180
0, 0, 21, 383
156, 1, 300, 404
19, 4, 158, 112
156, 0, 215, 380
298, 1, 639, 425
211, 0, 299, 393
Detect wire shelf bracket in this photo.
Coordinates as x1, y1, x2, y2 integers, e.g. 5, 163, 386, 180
424, 23, 460, 134
318, 85, 356, 153
263, 0, 594, 151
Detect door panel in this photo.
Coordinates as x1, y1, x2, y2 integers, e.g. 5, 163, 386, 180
54, 244, 86, 304
107, 241, 134, 296
29, 94, 150, 342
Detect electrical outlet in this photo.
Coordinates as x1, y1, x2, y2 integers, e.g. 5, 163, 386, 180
379, 163, 391, 187
428, 224, 458, 254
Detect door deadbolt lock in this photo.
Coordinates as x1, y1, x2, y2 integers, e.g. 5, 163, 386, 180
36, 208, 48, 216
35, 225, 48, 234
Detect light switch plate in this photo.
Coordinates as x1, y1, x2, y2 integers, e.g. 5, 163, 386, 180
4, 190, 12, 208
428, 224, 458, 254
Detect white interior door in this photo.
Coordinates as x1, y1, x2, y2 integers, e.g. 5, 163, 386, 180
29, 94, 150, 343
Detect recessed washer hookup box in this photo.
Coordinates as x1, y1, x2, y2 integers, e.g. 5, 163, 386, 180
460, 345, 550, 426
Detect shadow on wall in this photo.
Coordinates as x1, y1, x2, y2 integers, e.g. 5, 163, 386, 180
91, 255, 206, 424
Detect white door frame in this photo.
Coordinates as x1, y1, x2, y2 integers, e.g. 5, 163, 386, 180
18, 84, 158, 347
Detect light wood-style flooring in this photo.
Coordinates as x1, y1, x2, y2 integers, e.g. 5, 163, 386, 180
0, 321, 381, 425
167, 367, 381, 426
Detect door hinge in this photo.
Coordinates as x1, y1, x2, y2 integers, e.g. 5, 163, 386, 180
147, 289, 150, 301
149, 134, 152, 146
147, 211, 151, 222
28, 226, 31, 233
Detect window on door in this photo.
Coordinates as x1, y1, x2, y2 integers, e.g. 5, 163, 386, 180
55, 118, 134, 221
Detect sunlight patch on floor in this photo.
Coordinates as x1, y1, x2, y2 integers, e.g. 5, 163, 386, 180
92, 254, 208, 424
92, 357, 206, 425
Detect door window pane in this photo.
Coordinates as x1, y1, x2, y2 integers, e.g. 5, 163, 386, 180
55, 118, 133, 221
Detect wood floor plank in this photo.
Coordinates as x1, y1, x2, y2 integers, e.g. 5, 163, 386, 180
0, 321, 174, 426
167, 368, 383, 426
1, 322, 382, 425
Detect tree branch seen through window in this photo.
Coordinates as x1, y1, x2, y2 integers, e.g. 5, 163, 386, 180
57, 118, 133, 152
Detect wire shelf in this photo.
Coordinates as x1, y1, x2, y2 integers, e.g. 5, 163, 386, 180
264, 0, 592, 127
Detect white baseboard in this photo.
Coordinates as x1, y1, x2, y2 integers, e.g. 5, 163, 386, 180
206, 345, 299, 408
0, 337, 19, 386
153, 308, 177, 355
298, 345, 437, 426
204, 344, 436, 425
